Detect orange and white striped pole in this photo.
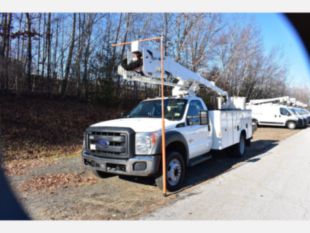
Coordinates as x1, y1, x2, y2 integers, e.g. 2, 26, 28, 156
112, 36, 167, 196
160, 36, 167, 196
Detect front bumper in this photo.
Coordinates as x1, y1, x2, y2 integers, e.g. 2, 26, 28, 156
82, 151, 160, 177
297, 119, 303, 128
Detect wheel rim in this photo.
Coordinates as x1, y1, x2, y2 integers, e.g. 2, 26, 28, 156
240, 136, 245, 155
288, 122, 295, 129
167, 158, 182, 186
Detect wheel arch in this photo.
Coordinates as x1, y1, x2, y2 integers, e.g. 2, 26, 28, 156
285, 120, 297, 127
154, 131, 189, 166
240, 129, 246, 138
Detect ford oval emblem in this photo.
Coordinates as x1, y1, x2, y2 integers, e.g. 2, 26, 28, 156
97, 139, 110, 148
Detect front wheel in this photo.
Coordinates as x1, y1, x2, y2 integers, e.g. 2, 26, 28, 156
287, 121, 297, 130
155, 150, 186, 192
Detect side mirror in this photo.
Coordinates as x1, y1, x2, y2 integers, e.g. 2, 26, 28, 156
120, 112, 127, 118
199, 110, 209, 125
186, 116, 193, 126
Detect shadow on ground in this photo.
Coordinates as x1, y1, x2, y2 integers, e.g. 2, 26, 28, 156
182, 139, 278, 190
119, 139, 279, 192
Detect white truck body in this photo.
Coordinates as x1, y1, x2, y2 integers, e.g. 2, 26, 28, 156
209, 110, 252, 150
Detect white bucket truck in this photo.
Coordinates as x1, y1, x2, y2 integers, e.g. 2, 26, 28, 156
82, 40, 252, 191
247, 97, 303, 129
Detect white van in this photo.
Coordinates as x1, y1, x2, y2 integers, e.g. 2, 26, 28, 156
247, 103, 302, 129
290, 107, 309, 127
300, 109, 310, 124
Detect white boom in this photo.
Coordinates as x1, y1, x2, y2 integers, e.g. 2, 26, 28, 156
117, 41, 247, 109
118, 43, 227, 97
248, 96, 290, 105
248, 96, 308, 108
291, 99, 308, 108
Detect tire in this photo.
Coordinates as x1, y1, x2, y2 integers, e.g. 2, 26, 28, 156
92, 170, 113, 179
252, 119, 258, 132
232, 133, 246, 158
287, 121, 296, 130
155, 150, 186, 192
252, 119, 258, 128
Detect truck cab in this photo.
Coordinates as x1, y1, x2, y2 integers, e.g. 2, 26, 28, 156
82, 95, 252, 191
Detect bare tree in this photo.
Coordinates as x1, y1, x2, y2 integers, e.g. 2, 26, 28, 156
82, 14, 96, 99
61, 13, 76, 97
26, 13, 32, 92
46, 13, 52, 94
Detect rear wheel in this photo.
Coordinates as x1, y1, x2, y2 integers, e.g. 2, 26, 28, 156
252, 119, 258, 128
232, 133, 246, 158
155, 150, 186, 192
287, 121, 297, 130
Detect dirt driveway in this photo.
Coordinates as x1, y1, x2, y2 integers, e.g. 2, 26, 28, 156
3, 127, 301, 220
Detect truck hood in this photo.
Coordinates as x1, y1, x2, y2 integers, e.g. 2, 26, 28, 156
90, 118, 179, 133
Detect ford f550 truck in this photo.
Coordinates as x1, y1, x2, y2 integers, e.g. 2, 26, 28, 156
82, 40, 253, 191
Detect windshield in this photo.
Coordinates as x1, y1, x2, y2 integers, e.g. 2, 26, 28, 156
297, 109, 306, 115
127, 99, 188, 121
290, 108, 297, 115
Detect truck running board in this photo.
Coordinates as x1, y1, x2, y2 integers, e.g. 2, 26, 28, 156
188, 154, 212, 167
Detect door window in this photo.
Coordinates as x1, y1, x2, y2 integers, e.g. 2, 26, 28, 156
280, 108, 290, 116
187, 100, 204, 125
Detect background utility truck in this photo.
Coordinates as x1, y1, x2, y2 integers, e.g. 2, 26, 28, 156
247, 96, 307, 129
82, 41, 253, 191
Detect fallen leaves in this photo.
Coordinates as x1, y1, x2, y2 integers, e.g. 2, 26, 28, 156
18, 172, 97, 193
1, 95, 127, 161
2, 158, 55, 176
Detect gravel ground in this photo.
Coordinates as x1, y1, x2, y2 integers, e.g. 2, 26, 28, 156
3, 127, 301, 220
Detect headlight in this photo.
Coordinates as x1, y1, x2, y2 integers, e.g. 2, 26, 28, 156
135, 132, 158, 155
82, 133, 86, 150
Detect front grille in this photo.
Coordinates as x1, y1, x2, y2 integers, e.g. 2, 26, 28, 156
85, 127, 135, 159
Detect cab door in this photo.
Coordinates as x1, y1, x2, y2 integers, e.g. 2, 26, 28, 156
183, 100, 212, 159
277, 107, 291, 126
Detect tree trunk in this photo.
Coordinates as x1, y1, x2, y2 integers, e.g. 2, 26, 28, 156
61, 13, 76, 97
41, 14, 46, 78
26, 13, 32, 92
37, 13, 41, 75
46, 13, 52, 95
52, 17, 59, 80
75, 13, 85, 98
0, 13, 7, 58
4, 13, 12, 91
82, 14, 95, 100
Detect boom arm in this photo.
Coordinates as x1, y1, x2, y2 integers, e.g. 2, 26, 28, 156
117, 44, 228, 98
248, 96, 308, 108
248, 96, 290, 105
